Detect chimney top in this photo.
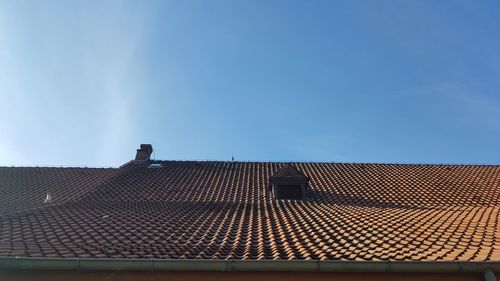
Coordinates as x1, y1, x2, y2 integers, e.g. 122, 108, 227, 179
135, 144, 153, 161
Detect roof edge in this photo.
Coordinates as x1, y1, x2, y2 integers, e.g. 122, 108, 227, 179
0, 257, 498, 273
149, 160, 500, 167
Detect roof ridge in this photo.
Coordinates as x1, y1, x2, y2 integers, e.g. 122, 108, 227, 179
150, 160, 500, 167
0, 166, 117, 169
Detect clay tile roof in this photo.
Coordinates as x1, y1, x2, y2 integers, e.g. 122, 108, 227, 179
0, 161, 499, 261
0, 167, 117, 214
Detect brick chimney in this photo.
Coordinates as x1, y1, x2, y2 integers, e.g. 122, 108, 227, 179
135, 144, 153, 161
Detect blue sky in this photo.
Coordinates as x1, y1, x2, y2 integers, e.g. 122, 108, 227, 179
0, 0, 499, 166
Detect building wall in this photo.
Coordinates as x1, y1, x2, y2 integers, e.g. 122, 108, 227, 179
0, 270, 485, 281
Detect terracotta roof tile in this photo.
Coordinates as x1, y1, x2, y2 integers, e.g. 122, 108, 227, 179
0, 161, 499, 261
0, 167, 117, 213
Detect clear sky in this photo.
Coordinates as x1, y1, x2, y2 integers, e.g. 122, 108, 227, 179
0, 0, 499, 167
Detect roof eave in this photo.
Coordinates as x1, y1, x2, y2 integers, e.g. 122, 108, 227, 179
0, 257, 499, 273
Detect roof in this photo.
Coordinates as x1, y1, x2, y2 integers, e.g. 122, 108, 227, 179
0, 167, 117, 214
0, 160, 499, 261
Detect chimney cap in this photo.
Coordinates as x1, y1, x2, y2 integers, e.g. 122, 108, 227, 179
135, 144, 153, 161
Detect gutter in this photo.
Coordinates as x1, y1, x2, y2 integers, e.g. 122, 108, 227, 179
0, 257, 498, 273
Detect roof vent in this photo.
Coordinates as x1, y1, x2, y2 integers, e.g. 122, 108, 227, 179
135, 144, 153, 161
148, 163, 163, 169
270, 165, 309, 200
44, 192, 53, 204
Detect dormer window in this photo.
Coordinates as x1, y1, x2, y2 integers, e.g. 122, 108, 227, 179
270, 165, 309, 200
276, 184, 303, 199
